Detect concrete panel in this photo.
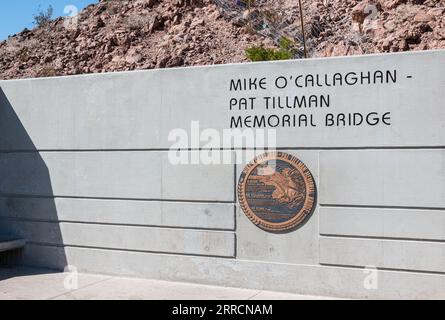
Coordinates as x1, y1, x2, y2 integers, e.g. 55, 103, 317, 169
320, 237, 445, 273
235, 150, 320, 264
20, 244, 445, 299
0, 71, 162, 151
0, 197, 235, 230
319, 149, 445, 208
160, 152, 235, 201
0, 221, 235, 257
1, 50, 444, 151
0, 151, 234, 201
320, 206, 445, 241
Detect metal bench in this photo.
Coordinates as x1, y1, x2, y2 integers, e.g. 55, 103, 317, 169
0, 235, 25, 253
0, 235, 26, 266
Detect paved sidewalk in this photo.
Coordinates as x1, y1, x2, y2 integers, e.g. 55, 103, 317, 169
0, 267, 337, 300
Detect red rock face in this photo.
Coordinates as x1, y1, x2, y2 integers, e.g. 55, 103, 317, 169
304, 0, 444, 57
0, 0, 444, 80
0, 0, 273, 79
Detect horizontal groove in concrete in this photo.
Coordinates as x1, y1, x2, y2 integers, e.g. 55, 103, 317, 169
0, 216, 236, 232
26, 242, 237, 260
1, 146, 445, 153
319, 203, 445, 211
0, 193, 235, 204
319, 263, 445, 276
319, 234, 445, 244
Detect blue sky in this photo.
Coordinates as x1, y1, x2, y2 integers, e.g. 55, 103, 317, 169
0, 0, 98, 40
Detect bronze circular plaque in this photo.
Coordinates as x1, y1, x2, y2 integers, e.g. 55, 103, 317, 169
238, 152, 316, 232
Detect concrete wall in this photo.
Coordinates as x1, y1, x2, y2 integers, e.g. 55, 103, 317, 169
0, 50, 444, 299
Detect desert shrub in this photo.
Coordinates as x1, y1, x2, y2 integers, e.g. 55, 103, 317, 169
236, 0, 256, 6
33, 5, 53, 27
106, 1, 120, 15
18, 47, 30, 62
36, 66, 57, 78
245, 37, 296, 61
126, 14, 149, 30
24, 38, 40, 50
3, 38, 21, 54
262, 9, 280, 25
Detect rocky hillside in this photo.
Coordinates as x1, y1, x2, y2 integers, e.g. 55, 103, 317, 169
309, 0, 445, 56
0, 0, 444, 80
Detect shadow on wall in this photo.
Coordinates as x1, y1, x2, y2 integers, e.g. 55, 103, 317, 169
0, 87, 67, 270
